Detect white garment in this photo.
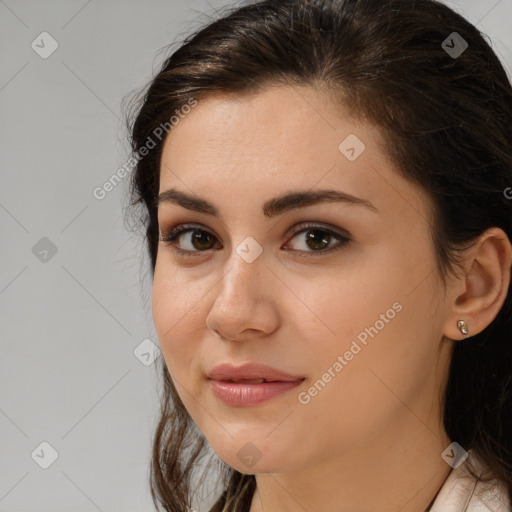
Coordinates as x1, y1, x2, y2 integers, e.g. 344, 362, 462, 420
430, 450, 511, 512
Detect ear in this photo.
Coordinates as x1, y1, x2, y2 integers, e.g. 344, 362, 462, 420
442, 227, 512, 341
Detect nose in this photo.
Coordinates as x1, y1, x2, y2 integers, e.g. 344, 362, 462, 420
205, 249, 280, 341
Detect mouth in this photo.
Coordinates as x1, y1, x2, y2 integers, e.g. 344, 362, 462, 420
205, 362, 306, 405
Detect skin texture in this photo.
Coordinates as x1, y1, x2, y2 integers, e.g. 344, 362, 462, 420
152, 84, 512, 512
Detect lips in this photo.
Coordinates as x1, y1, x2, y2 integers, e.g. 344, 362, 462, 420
207, 362, 305, 383
208, 377, 305, 406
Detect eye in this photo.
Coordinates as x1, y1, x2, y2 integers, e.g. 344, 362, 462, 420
283, 223, 351, 256
159, 224, 219, 257
158, 222, 351, 258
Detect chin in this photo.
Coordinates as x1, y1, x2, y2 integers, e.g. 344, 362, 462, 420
209, 439, 302, 475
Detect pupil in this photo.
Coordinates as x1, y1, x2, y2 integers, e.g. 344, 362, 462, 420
193, 230, 214, 249
307, 230, 330, 250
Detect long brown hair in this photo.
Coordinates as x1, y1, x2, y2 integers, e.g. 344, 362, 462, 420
123, 1, 512, 510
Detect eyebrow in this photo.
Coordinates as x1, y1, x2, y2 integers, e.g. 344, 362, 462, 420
155, 187, 378, 219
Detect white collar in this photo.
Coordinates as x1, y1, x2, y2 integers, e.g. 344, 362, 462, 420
430, 450, 511, 512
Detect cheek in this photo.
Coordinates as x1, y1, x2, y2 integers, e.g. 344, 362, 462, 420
292, 298, 436, 458
152, 257, 203, 330
302, 246, 438, 393
151, 270, 213, 434
151, 262, 204, 373
300, 260, 397, 357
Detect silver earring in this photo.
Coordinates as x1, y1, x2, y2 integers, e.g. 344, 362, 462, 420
457, 320, 469, 337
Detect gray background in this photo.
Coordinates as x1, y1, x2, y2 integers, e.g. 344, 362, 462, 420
0, 1, 510, 511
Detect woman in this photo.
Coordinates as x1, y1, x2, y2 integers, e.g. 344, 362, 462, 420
124, 0, 512, 510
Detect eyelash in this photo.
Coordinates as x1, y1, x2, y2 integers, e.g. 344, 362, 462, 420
158, 222, 351, 258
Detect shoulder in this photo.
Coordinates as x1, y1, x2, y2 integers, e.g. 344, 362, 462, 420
430, 449, 511, 512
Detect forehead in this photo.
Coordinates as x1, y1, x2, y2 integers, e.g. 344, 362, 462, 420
158, 85, 431, 225
161, 85, 374, 179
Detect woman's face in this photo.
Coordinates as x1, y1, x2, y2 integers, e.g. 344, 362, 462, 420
152, 84, 454, 474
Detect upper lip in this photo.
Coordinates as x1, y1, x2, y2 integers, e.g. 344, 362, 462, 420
207, 362, 305, 382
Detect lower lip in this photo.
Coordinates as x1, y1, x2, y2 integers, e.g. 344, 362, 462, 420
208, 378, 305, 406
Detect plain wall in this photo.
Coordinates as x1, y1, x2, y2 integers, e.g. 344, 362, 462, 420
1, 0, 511, 510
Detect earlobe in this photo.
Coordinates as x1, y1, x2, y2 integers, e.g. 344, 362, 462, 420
443, 227, 512, 341
457, 319, 469, 337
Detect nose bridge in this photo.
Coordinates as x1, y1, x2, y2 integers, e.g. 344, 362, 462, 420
222, 239, 267, 299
